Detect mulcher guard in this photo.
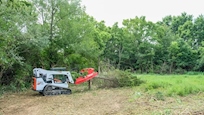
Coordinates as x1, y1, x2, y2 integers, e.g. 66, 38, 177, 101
75, 68, 98, 85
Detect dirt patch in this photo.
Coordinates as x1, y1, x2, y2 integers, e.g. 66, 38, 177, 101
0, 87, 204, 115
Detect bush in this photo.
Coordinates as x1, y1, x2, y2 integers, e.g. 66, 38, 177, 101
185, 71, 204, 75
0, 63, 34, 95
116, 70, 144, 87
94, 69, 144, 88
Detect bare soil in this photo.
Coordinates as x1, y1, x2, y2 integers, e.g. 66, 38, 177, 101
0, 86, 204, 115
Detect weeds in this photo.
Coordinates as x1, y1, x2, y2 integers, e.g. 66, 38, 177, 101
138, 74, 204, 96
155, 92, 165, 101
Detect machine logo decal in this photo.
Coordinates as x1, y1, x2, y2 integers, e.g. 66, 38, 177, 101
37, 82, 43, 85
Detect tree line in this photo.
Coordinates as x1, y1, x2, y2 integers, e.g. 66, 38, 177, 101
1, 0, 204, 90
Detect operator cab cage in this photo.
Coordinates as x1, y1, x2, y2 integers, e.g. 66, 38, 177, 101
33, 68, 74, 84
50, 67, 66, 71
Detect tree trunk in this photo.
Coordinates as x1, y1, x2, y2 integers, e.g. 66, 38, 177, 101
0, 68, 5, 84
117, 45, 123, 69
151, 58, 154, 73
170, 62, 173, 74
98, 58, 101, 74
88, 80, 91, 90
49, 1, 55, 68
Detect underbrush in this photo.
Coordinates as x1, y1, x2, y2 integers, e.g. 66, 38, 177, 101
1, 67, 203, 99
0, 83, 30, 96
93, 69, 144, 88
138, 74, 204, 97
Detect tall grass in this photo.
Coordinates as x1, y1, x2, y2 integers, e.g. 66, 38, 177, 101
137, 74, 204, 96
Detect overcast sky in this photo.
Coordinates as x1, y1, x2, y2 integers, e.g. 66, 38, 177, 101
81, 0, 204, 26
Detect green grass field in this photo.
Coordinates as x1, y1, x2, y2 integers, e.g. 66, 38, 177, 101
137, 74, 204, 97
1, 73, 204, 114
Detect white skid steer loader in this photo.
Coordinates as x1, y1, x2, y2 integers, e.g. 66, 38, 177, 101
32, 67, 98, 96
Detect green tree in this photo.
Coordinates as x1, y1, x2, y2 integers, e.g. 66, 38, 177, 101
196, 41, 204, 70
104, 22, 128, 69
177, 21, 193, 42
171, 12, 193, 34
0, 0, 37, 85
168, 38, 197, 73
193, 15, 204, 48
153, 24, 176, 73
122, 16, 157, 73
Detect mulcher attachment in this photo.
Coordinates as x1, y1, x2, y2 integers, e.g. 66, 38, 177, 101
75, 68, 98, 85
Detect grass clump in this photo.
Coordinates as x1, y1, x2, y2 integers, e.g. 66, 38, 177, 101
154, 91, 165, 101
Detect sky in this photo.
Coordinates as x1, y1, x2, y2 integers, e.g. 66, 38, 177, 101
81, 0, 204, 26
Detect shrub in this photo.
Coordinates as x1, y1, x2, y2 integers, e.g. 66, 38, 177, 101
185, 71, 204, 75
94, 69, 144, 88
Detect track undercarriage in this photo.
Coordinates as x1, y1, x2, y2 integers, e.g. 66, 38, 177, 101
42, 85, 72, 96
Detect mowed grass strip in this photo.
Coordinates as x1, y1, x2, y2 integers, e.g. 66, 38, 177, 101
137, 74, 204, 96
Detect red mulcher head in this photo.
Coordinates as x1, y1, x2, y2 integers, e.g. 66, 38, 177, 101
75, 68, 98, 85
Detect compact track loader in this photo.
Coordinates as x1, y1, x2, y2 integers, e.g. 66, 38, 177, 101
32, 67, 98, 96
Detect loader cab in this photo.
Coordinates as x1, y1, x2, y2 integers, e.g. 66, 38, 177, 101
53, 74, 68, 83
43, 74, 52, 83
50, 67, 69, 83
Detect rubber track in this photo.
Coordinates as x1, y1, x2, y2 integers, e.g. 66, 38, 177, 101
42, 85, 72, 96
